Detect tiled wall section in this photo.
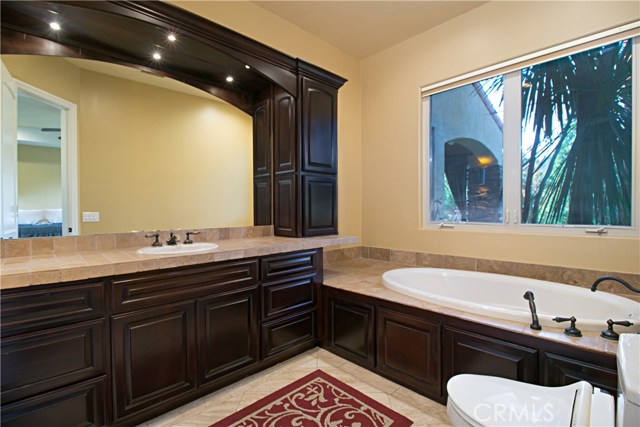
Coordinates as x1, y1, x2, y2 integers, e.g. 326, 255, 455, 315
0, 226, 273, 259
324, 246, 640, 301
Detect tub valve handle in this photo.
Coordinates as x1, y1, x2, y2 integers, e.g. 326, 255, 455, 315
553, 316, 582, 337
601, 319, 634, 341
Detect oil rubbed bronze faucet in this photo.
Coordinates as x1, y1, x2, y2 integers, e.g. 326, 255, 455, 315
523, 291, 542, 330
591, 276, 640, 293
166, 232, 179, 246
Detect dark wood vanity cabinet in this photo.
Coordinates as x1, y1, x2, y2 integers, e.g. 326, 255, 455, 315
0, 249, 322, 426
109, 259, 262, 425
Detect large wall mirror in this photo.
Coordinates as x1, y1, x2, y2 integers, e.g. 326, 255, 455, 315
2, 54, 254, 237
1, 0, 345, 240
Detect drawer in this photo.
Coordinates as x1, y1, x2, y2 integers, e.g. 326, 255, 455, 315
260, 250, 319, 281
112, 259, 258, 312
261, 310, 316, 359
1, 319, 106, 404
262, 274, 316, 320
1, 376, 106, 427
1, 281, 105, 337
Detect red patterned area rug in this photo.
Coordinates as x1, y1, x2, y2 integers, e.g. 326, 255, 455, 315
210, 369, 413, 427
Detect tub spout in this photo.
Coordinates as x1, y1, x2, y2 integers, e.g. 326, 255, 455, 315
591, 276, 640, 293
523, 291, 542, 330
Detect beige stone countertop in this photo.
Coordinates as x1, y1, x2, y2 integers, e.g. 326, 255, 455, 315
324, 258, 621, 356
1, 235, 357, 290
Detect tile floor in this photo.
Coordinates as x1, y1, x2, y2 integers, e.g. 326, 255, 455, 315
137, 348, 451, 427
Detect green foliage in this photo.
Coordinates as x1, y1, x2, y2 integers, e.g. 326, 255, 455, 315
521, 40, 632, 226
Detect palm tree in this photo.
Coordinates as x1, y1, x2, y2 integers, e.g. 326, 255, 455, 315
520, 39, 632, 226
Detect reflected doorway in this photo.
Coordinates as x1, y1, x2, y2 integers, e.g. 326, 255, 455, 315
1, 68, 78, 238
17, 92, 64, 237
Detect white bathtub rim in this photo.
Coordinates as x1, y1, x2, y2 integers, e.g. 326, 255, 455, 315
382, 268, 640, 332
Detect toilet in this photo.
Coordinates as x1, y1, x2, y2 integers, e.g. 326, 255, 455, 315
446, 333, 639, 426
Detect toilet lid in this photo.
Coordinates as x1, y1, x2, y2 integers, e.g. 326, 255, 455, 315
447, 374, 592, 427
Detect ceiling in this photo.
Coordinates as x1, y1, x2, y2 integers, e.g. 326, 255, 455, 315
251, 1, 488, 59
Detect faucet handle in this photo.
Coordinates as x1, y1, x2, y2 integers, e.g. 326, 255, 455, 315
553, 316, 582, 337
184, 230, 200, 244
601, 319, 634, 341
144, 232, 162, 247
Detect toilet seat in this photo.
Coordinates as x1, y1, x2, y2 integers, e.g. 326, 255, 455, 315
447, 374, 612, 426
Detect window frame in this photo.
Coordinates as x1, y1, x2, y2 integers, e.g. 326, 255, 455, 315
421, 33, 640, 237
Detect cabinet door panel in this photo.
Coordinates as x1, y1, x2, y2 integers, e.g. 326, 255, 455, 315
302, 174, 337, 236
274, 87, 296, 173
274, 173, 297, 237
442, 327, 538, 397
1, 376, 106, 427
542, 352, 617, 395
112, 301, 196, 421
197, 287, 258, 385
253, 97, 271, 177
377, 308, 441, 398
327, 296, 375, 368
254, 176, 272, 226
1, 319, 105, 404
300, 78, 337, 174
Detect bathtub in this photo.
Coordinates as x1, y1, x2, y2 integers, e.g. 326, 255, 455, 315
382, 268, 640, 332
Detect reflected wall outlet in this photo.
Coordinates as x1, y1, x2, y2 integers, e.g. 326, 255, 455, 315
82, 212, 100, 222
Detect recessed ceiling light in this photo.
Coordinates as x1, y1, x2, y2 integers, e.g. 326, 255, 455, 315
226, 76, 234, 83
49, 22, 61, 31
167, 34, 177, 42
152, 52, 162, 60
245, 65, 250, 69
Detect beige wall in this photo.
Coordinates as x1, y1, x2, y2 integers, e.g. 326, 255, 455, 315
17, 145, 62, 210
360, 1, 640, 273
78, 69, 252, 234
172, 0, 363, 241
3, 55, 253, 234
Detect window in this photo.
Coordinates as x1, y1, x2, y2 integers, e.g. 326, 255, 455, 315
423, 35, 638, 235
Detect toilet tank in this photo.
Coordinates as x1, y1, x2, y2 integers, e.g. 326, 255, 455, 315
617, 333, 640, 427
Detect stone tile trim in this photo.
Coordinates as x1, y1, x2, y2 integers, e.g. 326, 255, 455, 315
1, 226, 274, 259
325, 246, 640, 299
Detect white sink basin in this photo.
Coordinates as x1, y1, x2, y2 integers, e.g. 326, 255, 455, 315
136, 242, 219, 255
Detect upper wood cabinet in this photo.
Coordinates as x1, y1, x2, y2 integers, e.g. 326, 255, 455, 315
272, 68, 344, 237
